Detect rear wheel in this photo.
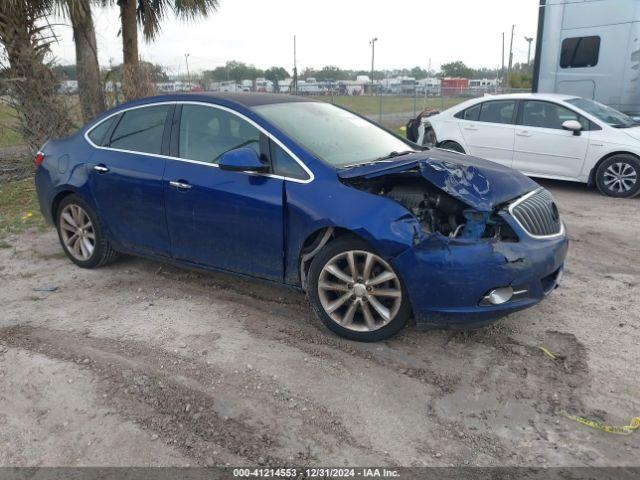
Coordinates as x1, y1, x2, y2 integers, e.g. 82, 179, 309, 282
439, 141, 465, 153
56, 194, 118, 268
307, 238, 411, 342
595, 154, 640, 198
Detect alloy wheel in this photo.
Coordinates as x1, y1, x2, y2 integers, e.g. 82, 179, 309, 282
603, 162, 637, 194
317, 250, 402, 332
59, 204, 96, 261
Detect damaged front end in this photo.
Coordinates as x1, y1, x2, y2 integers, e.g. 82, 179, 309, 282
339, 155, 528, 242
338, 151, 568, 328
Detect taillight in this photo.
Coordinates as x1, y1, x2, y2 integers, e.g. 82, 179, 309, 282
35, 151, 44, 167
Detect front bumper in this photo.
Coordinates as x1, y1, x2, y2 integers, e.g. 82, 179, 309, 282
392, 222, 569, 329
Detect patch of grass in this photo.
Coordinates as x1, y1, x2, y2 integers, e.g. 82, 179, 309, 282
0, 103, 23, 148
0, 178, 48, 237
313, 95, 469, 116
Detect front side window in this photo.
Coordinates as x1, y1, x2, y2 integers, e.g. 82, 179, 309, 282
109, 105, 170, 154
253, 102, 412, 167
179, 104, 261, 163
522, 101, 589, 130
270, 141, 308, 180
478, 100, 516, 124
560, 36, 600, 68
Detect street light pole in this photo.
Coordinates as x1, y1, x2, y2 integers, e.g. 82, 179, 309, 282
525, 36, 534, 65
369, 37, 378, 96
184, 53, 191, 91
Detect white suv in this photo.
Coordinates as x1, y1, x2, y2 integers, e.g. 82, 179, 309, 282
418, 93, 640, 198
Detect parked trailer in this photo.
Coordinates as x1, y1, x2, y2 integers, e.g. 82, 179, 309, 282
533, 0, 640, 117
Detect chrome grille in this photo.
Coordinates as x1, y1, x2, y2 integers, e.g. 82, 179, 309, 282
509, 188, 562, 237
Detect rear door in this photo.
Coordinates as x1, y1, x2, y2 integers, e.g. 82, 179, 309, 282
87, 103, 173, 256
163, 103, 285, 281
457, 99, 517, 167
512, 100, 590, 179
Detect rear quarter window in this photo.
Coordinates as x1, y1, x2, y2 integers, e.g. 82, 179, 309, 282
87, 116, 116, 146
454, 103, 481, 121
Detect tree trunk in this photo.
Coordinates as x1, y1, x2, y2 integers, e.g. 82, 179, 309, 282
118, 0, 154, 100
68, 0, 105, 123
119, 0, 138, 66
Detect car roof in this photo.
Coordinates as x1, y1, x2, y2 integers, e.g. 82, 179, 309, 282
133, 91, 318, 109
467, 92, 579, 102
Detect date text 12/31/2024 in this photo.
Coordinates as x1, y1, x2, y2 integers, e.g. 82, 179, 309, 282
233, 468, 401, 477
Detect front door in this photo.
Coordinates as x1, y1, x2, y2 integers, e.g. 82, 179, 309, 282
512, 100, 590, 179
458, 99, 517, 167
88, 104, 173, 256
164, 103, 285, 281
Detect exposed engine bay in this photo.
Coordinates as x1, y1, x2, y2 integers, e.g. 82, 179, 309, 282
343, 171, 517, 241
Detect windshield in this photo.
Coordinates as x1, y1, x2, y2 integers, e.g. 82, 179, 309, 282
252, 102, 414, 167
566, 98, 636, 128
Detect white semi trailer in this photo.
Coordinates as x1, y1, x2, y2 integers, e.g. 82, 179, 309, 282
533, 0, 640, 117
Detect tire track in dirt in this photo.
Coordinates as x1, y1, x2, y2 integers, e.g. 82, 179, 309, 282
0, 325, 384, 466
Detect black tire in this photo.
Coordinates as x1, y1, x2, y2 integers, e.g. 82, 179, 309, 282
595, 154, 640, 198
307, 237, 411, 342
423, 126, 437, 146
439, 141, 465, 153
55, 194, 118, 268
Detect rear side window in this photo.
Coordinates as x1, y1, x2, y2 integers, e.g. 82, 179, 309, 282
270, 141, 309, 180
454, 103, 481, 121
478, 100, 516, 124
560, 36, 600, 68
87, 116, 115, 146
108, 105, 170, 154
178, 104, 261, 163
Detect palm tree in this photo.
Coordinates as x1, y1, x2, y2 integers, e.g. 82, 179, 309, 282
0, 0, 74, 150
62, 0, 106, 121
116, 0, 219, 100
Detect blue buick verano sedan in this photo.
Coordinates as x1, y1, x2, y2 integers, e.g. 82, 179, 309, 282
35, 93, 568, 341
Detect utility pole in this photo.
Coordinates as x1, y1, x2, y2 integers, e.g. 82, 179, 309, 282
525, 36, 534, 65
507, 25, 515, 91
501, 32, 505, 90
293, 35, 298, 95
184, 53, 191, 91
369, 37, 378, 96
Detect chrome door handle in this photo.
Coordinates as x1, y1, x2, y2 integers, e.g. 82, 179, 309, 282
93, 164, 109, 173
516, 131, 532, 137
169, 180, 192, 190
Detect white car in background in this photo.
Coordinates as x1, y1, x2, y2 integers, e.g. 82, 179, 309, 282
417, 93, 640, 198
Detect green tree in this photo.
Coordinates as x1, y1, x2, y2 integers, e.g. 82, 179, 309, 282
0, 0, 74, 150
439, 61, 474, 78
203, 61, 265, 83
114, 0, 219, 100
264, 66, 289, 82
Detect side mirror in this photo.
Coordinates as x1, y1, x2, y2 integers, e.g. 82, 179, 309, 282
562, 120, 583, 136
218, 147, 269, 173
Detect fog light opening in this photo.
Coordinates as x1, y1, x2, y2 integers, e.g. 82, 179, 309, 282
485, 286, 514, 305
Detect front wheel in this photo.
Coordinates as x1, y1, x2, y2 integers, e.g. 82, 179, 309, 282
595, 155, 640, 198
307, 238, 411, 342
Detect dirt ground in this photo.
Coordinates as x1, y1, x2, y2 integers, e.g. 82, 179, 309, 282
0, 179, 638, 467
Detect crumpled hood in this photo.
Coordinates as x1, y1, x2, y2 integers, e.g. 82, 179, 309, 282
337, 149, 539, 211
